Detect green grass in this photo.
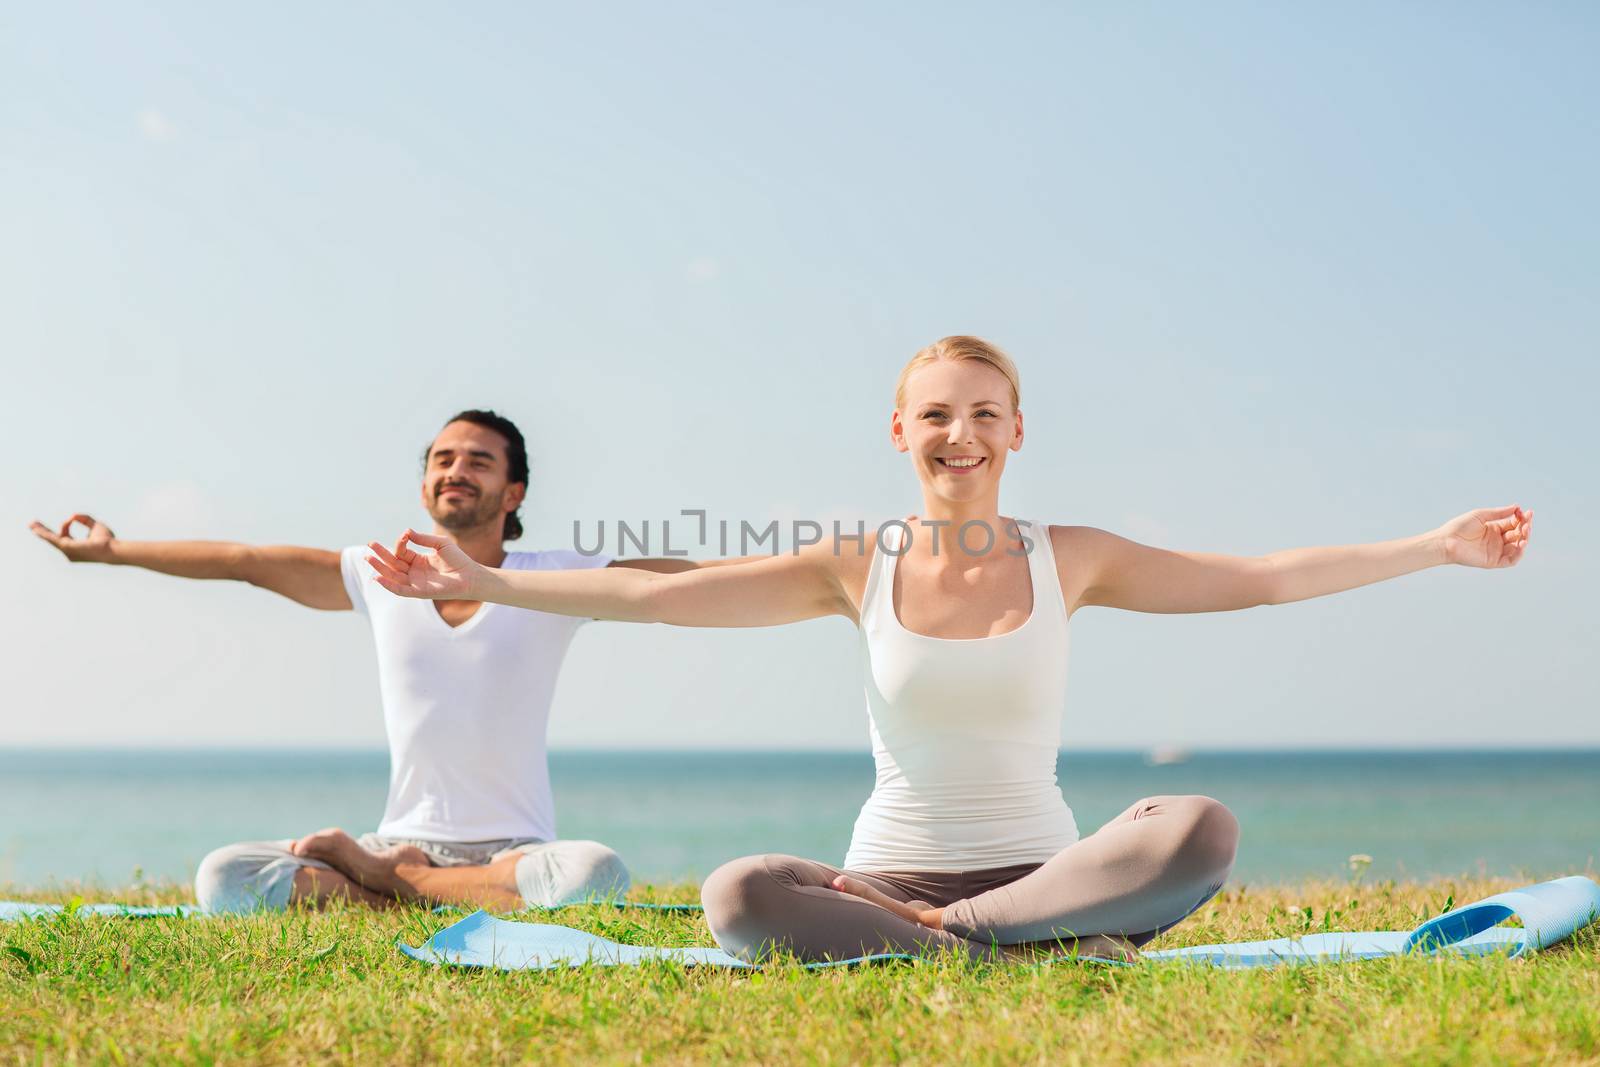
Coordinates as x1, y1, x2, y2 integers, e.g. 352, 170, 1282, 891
3, 875, 1598, 1065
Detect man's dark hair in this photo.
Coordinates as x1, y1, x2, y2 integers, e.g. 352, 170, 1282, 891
423, 409, 530, 541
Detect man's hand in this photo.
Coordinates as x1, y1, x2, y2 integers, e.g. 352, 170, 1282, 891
30, 514, 116, 563
1436, 505, 1533, 569
28, 515, 349, 609
366, 530, 486, 601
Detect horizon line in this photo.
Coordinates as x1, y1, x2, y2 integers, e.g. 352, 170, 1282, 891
3, 744, 1598, 755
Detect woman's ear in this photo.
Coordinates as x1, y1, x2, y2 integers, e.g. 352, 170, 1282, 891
1011, 408, 1025, 451
890, 410, 910, 453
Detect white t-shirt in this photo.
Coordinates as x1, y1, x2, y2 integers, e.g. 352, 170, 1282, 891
339, 545, 613, 843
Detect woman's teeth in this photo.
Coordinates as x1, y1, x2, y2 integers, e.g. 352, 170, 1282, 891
938, 457, 984, 469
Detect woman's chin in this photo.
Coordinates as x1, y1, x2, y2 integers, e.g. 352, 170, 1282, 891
921, 479, 995, 503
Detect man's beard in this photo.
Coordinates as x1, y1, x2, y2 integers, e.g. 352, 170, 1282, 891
429, 486, 505, 533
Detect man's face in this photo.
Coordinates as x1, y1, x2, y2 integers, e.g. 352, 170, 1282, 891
421, 421, 525, 535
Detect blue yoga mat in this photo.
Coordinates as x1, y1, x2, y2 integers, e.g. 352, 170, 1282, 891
398, 876, 1600, 971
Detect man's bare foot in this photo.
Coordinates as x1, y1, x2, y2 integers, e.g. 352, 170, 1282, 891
830, 874, 946, 931
291, 828, 430, 899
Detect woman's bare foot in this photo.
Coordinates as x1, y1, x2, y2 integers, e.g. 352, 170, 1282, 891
830, 874, 946, 930
1005, 934, 1141, 964
830, 873, 1139, 963
291, 829, 430, 899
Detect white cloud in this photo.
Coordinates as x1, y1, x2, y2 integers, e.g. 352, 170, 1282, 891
685, 257, 719, 282
1402, 428, 1467, 454
138, 109, 178, 143
1120, 511, 1175, 546
129, 480, 216, 536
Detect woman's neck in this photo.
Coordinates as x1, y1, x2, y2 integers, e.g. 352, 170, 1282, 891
911, 494, 1015, 561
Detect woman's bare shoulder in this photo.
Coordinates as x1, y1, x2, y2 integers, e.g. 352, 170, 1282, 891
1041, 523, 1112, 614
1043, 523, 1106, 550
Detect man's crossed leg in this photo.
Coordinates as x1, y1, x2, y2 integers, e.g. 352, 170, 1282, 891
195, 830, 630, 913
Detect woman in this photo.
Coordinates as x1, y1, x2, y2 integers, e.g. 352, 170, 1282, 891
366, 336, 1532, 963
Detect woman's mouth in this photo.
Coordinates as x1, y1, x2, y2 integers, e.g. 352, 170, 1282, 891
935, 456, 986, 474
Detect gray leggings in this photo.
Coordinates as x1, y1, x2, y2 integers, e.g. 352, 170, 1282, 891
701, 795, 1239, 962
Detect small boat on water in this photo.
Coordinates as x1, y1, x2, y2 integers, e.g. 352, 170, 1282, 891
1144, 745, 1192, 767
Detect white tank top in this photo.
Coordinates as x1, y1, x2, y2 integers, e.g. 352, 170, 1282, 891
844, 518, 1079, 872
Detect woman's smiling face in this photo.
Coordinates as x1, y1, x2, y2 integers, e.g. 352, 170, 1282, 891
892, 358, 1024, 504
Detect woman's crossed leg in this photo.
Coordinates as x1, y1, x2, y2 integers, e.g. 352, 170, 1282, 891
701, 795, 1238, 963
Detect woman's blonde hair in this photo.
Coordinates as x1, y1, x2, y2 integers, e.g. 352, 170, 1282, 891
895, 336, 1021, 411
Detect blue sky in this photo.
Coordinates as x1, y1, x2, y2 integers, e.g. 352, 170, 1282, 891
5, 2, 1596, 749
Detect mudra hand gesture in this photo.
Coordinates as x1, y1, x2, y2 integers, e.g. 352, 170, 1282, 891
366, 530, 485, 600
30, 514, 116, 562
1437, 505, 1533, 569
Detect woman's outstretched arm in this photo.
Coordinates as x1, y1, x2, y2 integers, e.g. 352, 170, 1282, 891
1072, 505, 1532, 614
365, 530, 850, 627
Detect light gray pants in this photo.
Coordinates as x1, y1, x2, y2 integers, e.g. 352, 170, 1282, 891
194, 833, 630, 915
702, 795, 1239, 962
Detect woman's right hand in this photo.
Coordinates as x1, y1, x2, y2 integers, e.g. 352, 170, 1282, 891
366, 530, 486, 601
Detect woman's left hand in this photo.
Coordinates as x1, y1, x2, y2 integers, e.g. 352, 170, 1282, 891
1437, 505, 1532, 569
830, 875, 946, 931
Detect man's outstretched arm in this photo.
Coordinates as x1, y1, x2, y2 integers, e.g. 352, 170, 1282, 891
30, 513, 351, 610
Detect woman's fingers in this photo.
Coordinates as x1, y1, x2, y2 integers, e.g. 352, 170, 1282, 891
829, 875, 922, 924
365, 552, 407, 585
367, 540, 407, 571
372, 573, 407, 596
366, 543, 418, 586
402, 529, 450, 550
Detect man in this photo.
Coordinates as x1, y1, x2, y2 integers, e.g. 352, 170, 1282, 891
30, 409, 698, 913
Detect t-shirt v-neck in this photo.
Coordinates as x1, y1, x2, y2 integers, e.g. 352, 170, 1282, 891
340, 544, 613, 842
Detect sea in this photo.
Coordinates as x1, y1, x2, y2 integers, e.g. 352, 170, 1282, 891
3, 749, 1596, 891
